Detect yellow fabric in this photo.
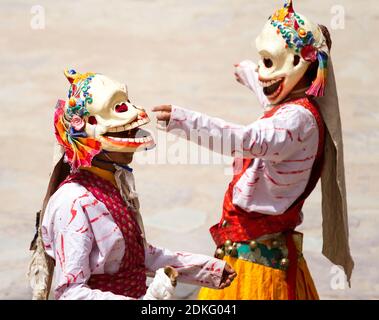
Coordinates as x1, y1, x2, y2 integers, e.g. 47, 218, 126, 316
198, 256, 319, 300
80, 166, 117, 188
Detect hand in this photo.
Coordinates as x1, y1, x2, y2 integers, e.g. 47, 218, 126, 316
234, 63, 244, 85
152, 105, 172, 124
219, 263, 237, 289
164, 266, 179, 287
234, 72, 244, 85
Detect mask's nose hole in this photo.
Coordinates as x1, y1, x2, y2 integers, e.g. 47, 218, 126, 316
88, 116, 97, 125
115, 103, 129, 113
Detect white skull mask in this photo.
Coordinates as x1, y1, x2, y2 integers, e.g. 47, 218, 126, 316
255, 1, 328, 105
63, 71, 154, 154
83, 75, 154, 152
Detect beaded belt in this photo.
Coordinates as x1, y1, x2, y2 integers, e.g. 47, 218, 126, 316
214, 232, 303, 271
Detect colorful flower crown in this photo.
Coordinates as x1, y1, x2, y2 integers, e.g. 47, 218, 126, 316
270, 0, 329, 97
65, 69, 95, 118
54, 69, 101, 172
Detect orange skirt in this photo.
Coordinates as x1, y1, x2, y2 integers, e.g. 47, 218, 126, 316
198, 255, 319, 300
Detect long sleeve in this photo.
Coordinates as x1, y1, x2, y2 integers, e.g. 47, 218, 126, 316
144, 244, 226, 289
166, 103, 318, 162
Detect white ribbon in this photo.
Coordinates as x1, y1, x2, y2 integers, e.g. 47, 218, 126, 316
114, 164, 139, 209
113, 164, 146, 244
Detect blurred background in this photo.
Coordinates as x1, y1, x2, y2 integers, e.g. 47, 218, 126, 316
0, 0, 378, 299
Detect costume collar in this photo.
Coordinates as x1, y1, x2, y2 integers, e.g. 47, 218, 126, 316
94, 156, 133, 173
80, 166, 117, 188
266, 86, 308, 109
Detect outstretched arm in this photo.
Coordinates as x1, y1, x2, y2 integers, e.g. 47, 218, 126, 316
144, 244, 236, 289
153, 104, 317, 162
153, 60, 314, 161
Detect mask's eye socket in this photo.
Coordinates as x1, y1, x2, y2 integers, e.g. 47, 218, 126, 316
115, 102, 129, 113
263, 58, 273, 68
293, 55, 301, 66
88, 116, 97, 125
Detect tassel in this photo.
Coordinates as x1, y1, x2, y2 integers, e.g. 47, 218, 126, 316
306, 50, 329, 97
28, 231, 55, 300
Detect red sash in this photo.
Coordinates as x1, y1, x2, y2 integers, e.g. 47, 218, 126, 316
60, 170, 147, 298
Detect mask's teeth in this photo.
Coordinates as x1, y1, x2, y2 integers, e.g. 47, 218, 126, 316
106, 116, 149, 133
104, 135, 154, 144
259, 77, 283, 88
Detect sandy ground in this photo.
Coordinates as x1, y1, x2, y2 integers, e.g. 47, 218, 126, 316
0, 0, 378, 299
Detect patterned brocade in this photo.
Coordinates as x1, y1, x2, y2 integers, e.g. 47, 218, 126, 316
237, 242, 288, 270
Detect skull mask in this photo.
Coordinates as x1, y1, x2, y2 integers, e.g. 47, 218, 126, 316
255, 0, 329, 105
54, 70, 155, 171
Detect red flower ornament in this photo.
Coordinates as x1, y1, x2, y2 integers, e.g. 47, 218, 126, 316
301, 45, 318, 62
